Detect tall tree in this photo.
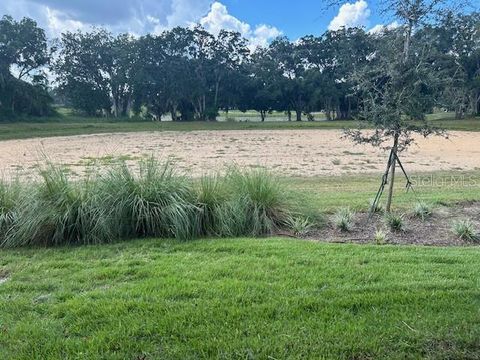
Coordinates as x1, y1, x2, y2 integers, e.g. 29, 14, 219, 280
0, 15, 52, 117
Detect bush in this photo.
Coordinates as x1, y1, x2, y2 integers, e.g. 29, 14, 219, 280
286, 216, 314, 236
0, 160, 316, 247
98, 158, 198, 240
214, 168, 293, 237
374, 229, 388, 245
369, 199, 383, 214
384, 213, 406, 232
2, 165, 112, 247
333, 207, 355, 232
0, 180, 21, 242
451, 220, 478, 242
413, 202, 432, 221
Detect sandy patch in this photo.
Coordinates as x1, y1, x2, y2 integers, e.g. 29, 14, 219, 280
0, 130, 479, 178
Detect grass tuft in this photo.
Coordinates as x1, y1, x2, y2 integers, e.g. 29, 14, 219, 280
99, 158, 198, 241
413, 201, 433, 221
384, 212, 406, 232
333, 207, 355, 232
0, 160, 317, 247
286, 216, 314, 236
451, 219, 478, 242
374, 229, 388, 245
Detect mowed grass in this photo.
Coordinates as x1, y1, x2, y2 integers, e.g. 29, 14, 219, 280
0, 113, 478, 141
286, 170, 480, 212
0, 238, 479, 359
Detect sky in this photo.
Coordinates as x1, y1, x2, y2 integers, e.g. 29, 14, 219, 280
0, 0, 405, 44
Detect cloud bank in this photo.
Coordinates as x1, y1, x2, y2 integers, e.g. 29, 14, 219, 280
200, 2, 282, 48
0, 0, 281, 47
328, 0, 371, 31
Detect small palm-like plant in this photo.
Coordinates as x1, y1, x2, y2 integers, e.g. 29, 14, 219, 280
286, 216, 313, 236
384, 212, 406, 232
374, 229, 388, 245
413, 202, 432, 221
333, 207, 355, 232
451, 220, 478, 242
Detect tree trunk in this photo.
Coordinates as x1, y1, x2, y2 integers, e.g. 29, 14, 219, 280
287, 110, 292, 122
214, 79, 220, 114
260, 110, 266, 122
325, 110, 332, 121
295, 109, 302, 122
386, 134, 399, 213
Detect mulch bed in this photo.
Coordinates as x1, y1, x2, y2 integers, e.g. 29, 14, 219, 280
300, 201, 480, 246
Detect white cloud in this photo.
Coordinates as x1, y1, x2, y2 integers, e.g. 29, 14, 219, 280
0, 0, 281, 48
200, 2, 281, 48
0, 0, 213, 37
328, 0, 371, 31
368, 21, 400, 34
251, 24, 282, 47
45, 8, 89, 36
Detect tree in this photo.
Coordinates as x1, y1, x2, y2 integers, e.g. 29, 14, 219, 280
426, 12, 480, 118
54, 29, 112, 116
329, 0, 454, 212
0, 15, 52, 117
55, 29, 136, 117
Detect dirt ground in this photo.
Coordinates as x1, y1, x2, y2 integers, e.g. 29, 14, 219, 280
301, 201, 480, 246
0, 129, 479, 178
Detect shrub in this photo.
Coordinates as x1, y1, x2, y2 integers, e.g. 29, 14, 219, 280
195, 175, 228, 236
451, 219, 478, 242
0, 180, 21, 242
216, 168, 292, 236
373, 229, 388, 245
384, 213, 406, 232
333, 207, 355, 232
3, 165, 112, 247
98, 158, 198, 240
0, 160, 318, 248
413, 201, 432, 221
286, 216, 314, 236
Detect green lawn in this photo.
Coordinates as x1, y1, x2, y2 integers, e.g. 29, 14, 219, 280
286, 170, 480, 212
0, 114, 478, 141
0, 238, 479, 359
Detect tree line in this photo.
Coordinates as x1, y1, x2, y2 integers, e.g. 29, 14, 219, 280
0, 12, 479, 121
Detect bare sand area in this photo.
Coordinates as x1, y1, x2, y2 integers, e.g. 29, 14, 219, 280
0, 130, 479, 178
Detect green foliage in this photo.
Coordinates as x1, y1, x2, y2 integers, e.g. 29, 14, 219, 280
98, 158, 198, 240
451, 219, 478, 242
413, 201, 433, 221
374, 229, 388, 245
285, 216, 314, 236
0, 180, 20, 242
369, 198, 384, 213
0, 161, 312, 247
333, 207, 355, 232
0, 15, 52, 118
384, 213, 406, 232
214, 168, 293, 237
2, 165, 112, 247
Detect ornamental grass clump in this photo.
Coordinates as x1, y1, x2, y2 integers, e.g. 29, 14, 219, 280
2, 165, 112, 247
0, 160, 318, 248
98, 158, 198, 241
215, 168, 293, 237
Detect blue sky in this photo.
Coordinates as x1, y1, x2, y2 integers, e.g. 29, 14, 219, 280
0, 0, 395, 43
221, 0, 385, 39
